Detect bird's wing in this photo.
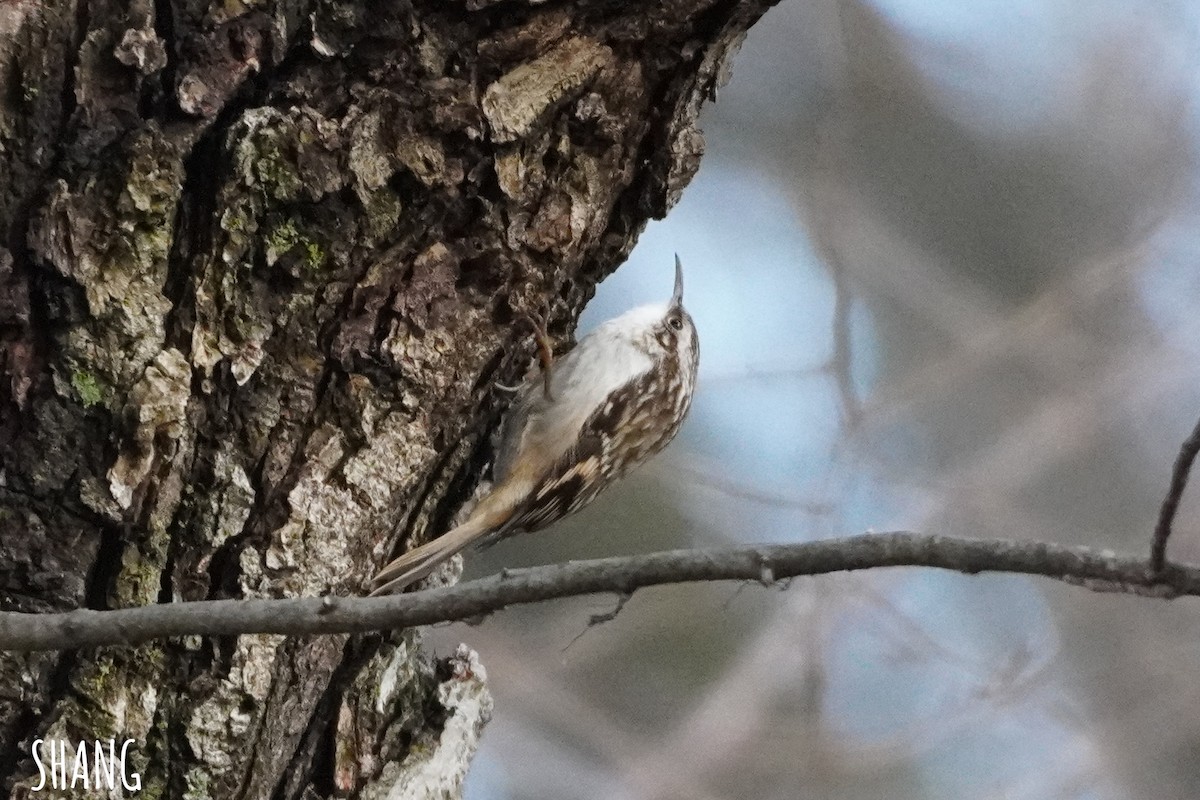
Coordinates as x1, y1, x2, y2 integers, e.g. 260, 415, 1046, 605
495, 368, 655, 539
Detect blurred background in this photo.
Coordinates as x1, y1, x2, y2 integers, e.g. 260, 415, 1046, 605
433, 1, 1200, 797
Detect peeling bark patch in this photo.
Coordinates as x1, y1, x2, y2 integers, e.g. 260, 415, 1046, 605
28, 128, 185, 396
383, 324, 472, 398
349, 110, 393, 192
265, 416, 435, 596
184, 633, 284, 794
362, 644, 492, 800
482, 36, 614, 143
347, 106, 462, 200
664, 124, 705, 211
114, 26, 168, 75
394, 132, 459, 188
394, 242, 460, 330
526, 190, 572, 252
108, 348, 191, 509
477, 9, 572, 66
177, 13, 276, 118
335, 635, 438, 794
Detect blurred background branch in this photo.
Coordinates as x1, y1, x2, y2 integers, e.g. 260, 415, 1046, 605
1150, 416, 1200, 572
456, 2, 1200, 796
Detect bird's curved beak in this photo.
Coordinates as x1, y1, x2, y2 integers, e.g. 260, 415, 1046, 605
671, 254, 685, 308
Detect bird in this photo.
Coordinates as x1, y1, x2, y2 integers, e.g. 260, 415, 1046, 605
368, 255, 700, 596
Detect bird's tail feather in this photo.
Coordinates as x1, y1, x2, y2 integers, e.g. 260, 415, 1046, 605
368, 477, 530, 596
368, 517, 486, 596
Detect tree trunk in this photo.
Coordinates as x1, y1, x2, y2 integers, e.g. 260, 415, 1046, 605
0, 0, 770, 796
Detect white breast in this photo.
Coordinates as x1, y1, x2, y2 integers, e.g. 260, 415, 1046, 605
494, 304, 663, 481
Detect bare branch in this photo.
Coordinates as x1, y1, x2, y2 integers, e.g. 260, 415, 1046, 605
2, 532, 1197, 652
1150, 416, 1200, 573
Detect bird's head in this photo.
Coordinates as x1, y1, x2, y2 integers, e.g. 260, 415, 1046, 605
614, 255, 698, 370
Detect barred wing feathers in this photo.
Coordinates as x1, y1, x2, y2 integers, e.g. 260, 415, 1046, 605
498, 366, 676, 539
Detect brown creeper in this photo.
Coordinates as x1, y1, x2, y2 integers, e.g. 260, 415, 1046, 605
369, 256, 699, 595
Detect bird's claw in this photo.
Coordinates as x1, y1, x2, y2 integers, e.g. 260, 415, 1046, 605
520, 306, 556, 402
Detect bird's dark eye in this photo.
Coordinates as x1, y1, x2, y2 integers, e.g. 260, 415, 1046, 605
667, 314, 683, 331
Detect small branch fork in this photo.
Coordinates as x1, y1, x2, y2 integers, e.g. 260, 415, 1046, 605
1149, 415, 1200, 574
4, 532, 1200, 652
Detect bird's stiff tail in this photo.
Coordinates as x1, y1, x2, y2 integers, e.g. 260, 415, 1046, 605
367, 519, 485, 596
368, 477, 530, 596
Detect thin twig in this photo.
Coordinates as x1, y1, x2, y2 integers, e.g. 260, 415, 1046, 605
1150, 416, 1200, 574
562, 592, 633, 652
2, 533, 1199, 652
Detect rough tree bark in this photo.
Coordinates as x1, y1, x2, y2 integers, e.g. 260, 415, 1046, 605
0, 0, 772, 796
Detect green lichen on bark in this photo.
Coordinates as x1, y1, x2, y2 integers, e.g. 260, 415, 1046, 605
70, 370, 104, 407
265, 218, 326, 270
233, 107, 347, 204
